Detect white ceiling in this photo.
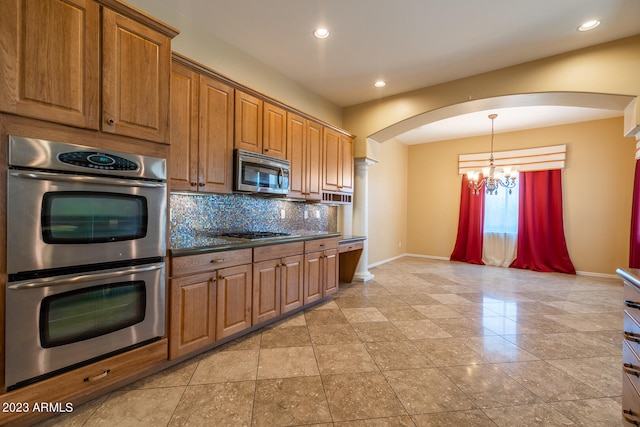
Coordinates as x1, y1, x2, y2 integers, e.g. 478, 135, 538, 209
155, 0, 640, 142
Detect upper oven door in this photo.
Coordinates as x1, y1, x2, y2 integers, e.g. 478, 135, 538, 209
7, 170, 166, 279
235, 149, 290, 194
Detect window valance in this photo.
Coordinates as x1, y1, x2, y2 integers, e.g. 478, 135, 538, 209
458, 144, 566, 175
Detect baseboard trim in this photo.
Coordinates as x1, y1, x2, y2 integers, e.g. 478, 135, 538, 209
369, 254, 619, 279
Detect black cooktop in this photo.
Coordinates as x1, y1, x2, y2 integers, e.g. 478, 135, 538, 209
218, 231, 291, 240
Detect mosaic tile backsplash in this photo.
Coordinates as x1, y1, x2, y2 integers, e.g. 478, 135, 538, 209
170, 193, 337, 243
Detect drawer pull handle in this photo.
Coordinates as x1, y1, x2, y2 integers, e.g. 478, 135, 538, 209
624, 363, 640, 377
84, 369, 111, 382
211, 258, 225, 263
624, 409, 640, 425
625, 300, 640, 310
625, 331, 640, 344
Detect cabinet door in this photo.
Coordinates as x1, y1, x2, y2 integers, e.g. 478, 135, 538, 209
199, 75, 234, 193
281, 254, 304, 313
304, 252, 323, 304
169, 62, 199, 191
169, 273, 216, 359
340, 134, 354, 193
0, 0, 100, 129
287, 112, 306, 198
264, 102, 287, 158
235, 90, 263, 153
253, 259, 281, 324
323, 249, 339, 296
102, 8, 171, 143
323, 127, 341, 192
216, 264, 253, 339
306, 121, 323, 201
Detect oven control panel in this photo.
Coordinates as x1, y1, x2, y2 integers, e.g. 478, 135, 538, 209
58, 151, 139, 171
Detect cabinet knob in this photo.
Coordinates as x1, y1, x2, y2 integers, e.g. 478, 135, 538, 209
106, 118, 115, 125
190, 182, 197, 186
198, 182, 205, 187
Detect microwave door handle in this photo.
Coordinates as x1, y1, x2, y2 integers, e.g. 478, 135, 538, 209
9, 171, 165, 188
7, 262, 164, 290
278, 168, 284, 188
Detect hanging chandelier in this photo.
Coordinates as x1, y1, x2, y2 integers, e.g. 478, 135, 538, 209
467, 113, 517, 195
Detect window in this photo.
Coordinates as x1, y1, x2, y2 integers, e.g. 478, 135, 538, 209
482, 173, 518, 266
483, 174, 519, 235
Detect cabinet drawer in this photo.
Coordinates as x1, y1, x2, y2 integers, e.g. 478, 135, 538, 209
171, 249, 252, 277
305, 237, 339, 253
623, 372, 640, 426
1, 340, 167, 425
625, 280, 640, 325
254, 242, 304, 262
339, 241, 363, 254
625, 311, 640, 359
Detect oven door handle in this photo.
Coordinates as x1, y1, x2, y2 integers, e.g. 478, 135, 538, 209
9, 170, 166, 188
7, 263, 164, 290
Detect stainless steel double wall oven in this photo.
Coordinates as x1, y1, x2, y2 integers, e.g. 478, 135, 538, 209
5, 136, 167, 390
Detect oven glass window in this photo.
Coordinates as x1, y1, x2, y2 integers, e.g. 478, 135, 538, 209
42, 192, 148, 243
40, 281, 146, 348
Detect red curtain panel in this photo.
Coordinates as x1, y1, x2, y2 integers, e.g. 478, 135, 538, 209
629, 160, 640, 267
450, 175, 485, 265
510, 169, 576, 274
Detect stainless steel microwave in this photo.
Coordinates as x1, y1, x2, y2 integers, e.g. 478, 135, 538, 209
234, 149, 290, 195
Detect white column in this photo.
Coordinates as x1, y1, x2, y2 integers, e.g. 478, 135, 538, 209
352, 156, 378, 282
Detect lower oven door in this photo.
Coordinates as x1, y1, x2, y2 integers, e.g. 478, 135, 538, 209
5, 262, 165, 390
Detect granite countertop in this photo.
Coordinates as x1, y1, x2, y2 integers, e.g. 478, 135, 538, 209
170, 231, 365, 257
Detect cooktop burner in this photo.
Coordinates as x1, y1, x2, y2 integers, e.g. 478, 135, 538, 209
219, 231, 291, 240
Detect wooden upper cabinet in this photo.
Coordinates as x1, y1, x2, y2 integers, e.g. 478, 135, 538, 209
322, 127, 354, 194
235, 90, 263, 153
287, 112, 322, 201
340, 133, 354, 193
323, 127, 342, 192
169, 62, 199, 191
306, 121, 323, 200
287, 112, 306, 198
263, 102, 287, 159
198, 75, 234, 193
170, 57, 234, 194
0, 0, 100, 129
102, 8, 172, 143
0, 0, 177, 142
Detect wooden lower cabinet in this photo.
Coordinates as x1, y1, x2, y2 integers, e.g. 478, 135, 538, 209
281, 255, 304, 313
252, 242, 304, 324
216, 264, 253, 339
169, 272, 217, 359
323, 249, 339, 296
253, 259, 281, 324
304, 238, 339, 303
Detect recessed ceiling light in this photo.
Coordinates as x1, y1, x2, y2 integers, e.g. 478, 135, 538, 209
313, 28, 329, 39
578, 20, 600, 32
374, 81, 386, 88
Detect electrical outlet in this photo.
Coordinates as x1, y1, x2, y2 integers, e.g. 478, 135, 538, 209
315, 210, 320, 219
303, 210, 308, 219
280, 209, 286, 219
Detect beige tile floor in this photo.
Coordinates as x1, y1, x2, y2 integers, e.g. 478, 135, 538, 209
37, 257, 624, 426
